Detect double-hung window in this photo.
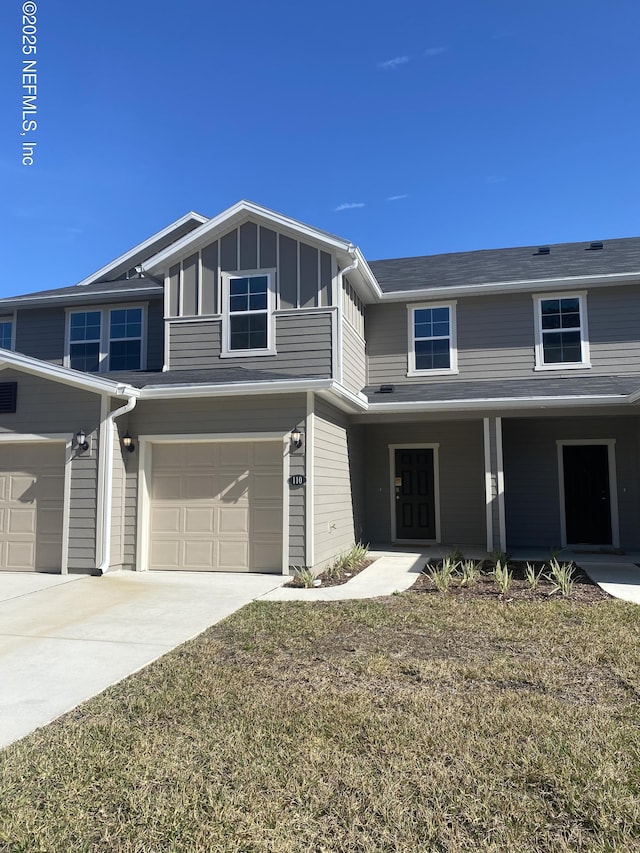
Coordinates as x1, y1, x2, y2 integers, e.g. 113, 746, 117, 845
408, 302, 458, 375
222, 271, 275, 357
534, 293, 590, 369
67, 305, 145, 372
0, 317, 14, 351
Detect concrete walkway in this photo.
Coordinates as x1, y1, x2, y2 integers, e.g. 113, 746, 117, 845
0, 570, 286, 750
260, 550, 426, 601
570, 557, 640, 604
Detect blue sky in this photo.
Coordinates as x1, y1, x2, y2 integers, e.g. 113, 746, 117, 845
1, 0, 640, 297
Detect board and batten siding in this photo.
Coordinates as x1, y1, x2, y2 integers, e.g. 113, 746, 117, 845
313, 399, 361, 569
168, 312, 333, 376
366, 284, 640, 384
165, 221, 335, 318
0, 369, 102, 570
362, 420, 486, 545
125, 394, 307, 568
342, 320, 366, 393
502, 414, 640, 549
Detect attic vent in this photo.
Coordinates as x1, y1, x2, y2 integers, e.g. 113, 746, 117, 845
378, 384, 395, 394
587, 241, 603, 250
0, 382, 17, 413
536, 247, 550, 255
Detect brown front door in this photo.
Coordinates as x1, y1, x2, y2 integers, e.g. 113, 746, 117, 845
394, 448, 436, 540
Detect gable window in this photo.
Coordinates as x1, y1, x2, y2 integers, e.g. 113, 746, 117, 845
66, 305, 146, 373
534, 293, 590, 370
408, 302, 458, 376
0, 318, 13, 350
221, 271, 275, 357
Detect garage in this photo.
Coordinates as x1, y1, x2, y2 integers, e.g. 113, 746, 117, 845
0, 442, 65, 572
148, 440, 283, 572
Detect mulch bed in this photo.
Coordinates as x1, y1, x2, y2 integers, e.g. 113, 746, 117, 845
413, 560, 610, 603
285, 558, 374, 588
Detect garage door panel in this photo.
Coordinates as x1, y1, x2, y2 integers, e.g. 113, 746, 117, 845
149, 441, 283, 572
9, 475, 35, 501
38, 507, 64, 535
7, 541, 35, 569
150, 539, 180, 569
7, 508, 36, 534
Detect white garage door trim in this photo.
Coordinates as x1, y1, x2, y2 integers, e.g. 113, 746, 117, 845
136, 433, 290, 574
0, 433, 72, 574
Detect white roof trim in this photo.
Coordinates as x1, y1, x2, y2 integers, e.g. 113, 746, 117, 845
73, 211, 209, 288
0, 286, 162, 308
139, 377, 333, 400
366, 393, 631, 413
0, 348, 140, 397
378, 271, 640, 302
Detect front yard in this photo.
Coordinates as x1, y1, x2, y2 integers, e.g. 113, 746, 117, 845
1, 593, 640, 851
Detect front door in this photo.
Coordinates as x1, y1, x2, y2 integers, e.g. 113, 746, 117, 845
562, 444, 612, 545
394, 448, 436, 540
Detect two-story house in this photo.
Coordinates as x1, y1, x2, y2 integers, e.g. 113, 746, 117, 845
1, 200, 639, 575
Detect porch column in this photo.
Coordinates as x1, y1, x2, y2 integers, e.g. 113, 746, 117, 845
483, 417, 506, 553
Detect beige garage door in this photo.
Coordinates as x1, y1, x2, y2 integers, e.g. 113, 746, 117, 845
149, 441, 283, 572
0, 442, 65, 572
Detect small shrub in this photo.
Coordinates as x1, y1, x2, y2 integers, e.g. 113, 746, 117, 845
325, 542, 369, 579
546, 558, 576, 597
489, 548, 511, 565
459, 559, 481, 587
524, 562, 544, 591
293, 566, 317, 588
425, 557, 458, 593
493, 560, 513, 595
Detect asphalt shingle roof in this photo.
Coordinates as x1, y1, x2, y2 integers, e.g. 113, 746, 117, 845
104, 366, 323, 389
369, 236, 640, 292
0, 277, 163, 305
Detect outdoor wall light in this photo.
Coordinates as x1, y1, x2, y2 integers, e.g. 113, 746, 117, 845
122, 432, 136, 453
291, 428, 302, 449
75, 429, 89, 452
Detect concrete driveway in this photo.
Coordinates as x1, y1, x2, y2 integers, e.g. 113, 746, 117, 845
0, 570, 286, 750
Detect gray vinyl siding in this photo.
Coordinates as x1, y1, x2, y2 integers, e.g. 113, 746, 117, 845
485, 418, 501, 549
15, 306, 66, 364
168, 312, 333, 376
127, 394, 307, 568
146, 298, 164, 370
342, 320, 366, 393
0, 369, 102, 571
110, 420, 125, 570
313, 399, 359, 568
366, 284, 640, 384
362, 420, 486, 545
503, 415, 640, 549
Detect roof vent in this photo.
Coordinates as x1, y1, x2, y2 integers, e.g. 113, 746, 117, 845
587, 241, 603, 250
378, 384, 394, 394
0, 382, 17, 414
535, 247, 550, 255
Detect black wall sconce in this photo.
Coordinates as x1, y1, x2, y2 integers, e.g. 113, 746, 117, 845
75, 429, 89, 452
122, 432, 136, 453
291, 428, 302, 450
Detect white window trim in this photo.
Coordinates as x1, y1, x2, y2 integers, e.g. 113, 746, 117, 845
407, 301, 458, 377
64, 303, 147, 372
533, 291, 591, 371
0, 312, 16, 351
220, 268, 277, 358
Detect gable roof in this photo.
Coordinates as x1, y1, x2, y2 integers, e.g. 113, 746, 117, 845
0, 278, 163, 308
370, 236, 640, 295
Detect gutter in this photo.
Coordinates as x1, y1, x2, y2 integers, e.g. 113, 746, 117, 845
335, 254, 359, 384
365, 393, 630, 413
95, 393, 137, 576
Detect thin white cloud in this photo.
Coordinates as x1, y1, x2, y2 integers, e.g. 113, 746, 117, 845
378, 56, 410, 70
334, 202, 366, 211
424, 47, 446, 57
386, 194, 409, 201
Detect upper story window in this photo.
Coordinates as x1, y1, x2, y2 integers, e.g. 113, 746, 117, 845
407, 302, 458, 376
221, 270, 276, 358
66, 305, 146, 373
0, 317, 14, 350
533, 293, 590, 370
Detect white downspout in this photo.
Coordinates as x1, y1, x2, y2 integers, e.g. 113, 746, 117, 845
96, 394, 137, 575
336, 253, 358, 384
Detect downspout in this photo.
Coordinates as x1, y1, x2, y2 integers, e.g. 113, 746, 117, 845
96, 393, 137, 576
336, 252, 358, 385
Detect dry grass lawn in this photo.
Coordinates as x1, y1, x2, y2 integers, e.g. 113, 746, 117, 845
1, 594, 640, 852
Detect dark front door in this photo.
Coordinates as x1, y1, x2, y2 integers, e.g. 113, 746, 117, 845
394, 448, 436, 540
562, 444, 612, 545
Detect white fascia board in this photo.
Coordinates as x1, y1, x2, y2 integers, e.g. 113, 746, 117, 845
73, 211, 209, 288
366, 394, 630, 413
139, 377, 334, 400
0, 348, 140, 397
379, 271, 640, 302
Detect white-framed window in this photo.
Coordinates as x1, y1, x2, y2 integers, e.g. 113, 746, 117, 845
221, 270, 276, 357
407, 302, 458, 376
66, 304, 146, 372
0, 316, 14, 351
533, 292, 590, 370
